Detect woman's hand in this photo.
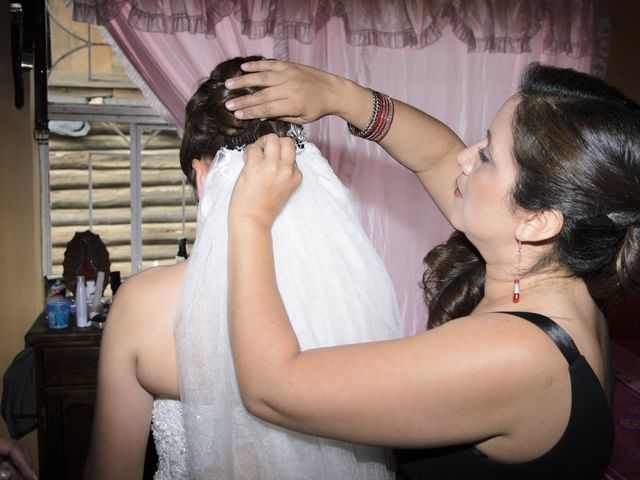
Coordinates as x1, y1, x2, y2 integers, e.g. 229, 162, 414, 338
229, 134, 302, 230
224, 59, 351, 124
0, 437, 36, 480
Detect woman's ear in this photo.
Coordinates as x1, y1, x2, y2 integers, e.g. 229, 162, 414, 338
192, 158, 211, 200
515, 208, 564, 243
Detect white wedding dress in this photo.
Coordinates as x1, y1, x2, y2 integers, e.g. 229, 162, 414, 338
152, 399, 188, 479
153, 142, 402, 479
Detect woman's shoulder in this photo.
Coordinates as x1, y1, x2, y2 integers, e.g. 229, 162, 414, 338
106, 262, 187, 336
367, 311, 573, 449
102, 263, 185, 397
114, 262, 187, 306
422, 311, 571, 380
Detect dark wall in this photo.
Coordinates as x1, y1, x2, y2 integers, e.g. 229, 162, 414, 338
605, 0, 640, 103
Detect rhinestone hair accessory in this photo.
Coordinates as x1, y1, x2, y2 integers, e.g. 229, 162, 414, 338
286, 123, 307, 145
224, 122, 306, 151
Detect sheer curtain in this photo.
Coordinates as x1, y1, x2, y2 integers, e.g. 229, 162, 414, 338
76, 0, 609, 334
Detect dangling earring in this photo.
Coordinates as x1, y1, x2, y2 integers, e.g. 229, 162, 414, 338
513, 240, 522, 303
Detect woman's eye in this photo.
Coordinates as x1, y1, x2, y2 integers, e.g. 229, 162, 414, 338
478, 147, 490, 163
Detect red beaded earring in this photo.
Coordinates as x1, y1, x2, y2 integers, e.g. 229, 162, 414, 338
513, 240, 522, 303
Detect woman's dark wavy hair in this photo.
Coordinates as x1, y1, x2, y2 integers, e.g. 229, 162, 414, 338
423, 63, 640, 328
179, 55, 291, 188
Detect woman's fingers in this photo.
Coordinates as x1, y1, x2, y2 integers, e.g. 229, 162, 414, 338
248, 134, 280, 165
225, 61, 287, 95
226, 80, 300, 120
225, 60, 337, 123
231, 135, 301, 229
250, 133, 283, 175
248, 135, 297, 175
240, 59, 287, 73
227, 95, 303, 123
226, 70, 277, 91
279, 137, 297, 170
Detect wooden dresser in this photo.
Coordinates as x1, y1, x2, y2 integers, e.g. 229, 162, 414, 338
25, 313, 102, 479
25, 313, 157, 479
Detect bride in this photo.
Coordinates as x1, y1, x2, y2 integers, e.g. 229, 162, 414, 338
84, 56, 402, 479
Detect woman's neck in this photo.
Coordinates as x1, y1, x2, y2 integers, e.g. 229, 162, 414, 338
476, 263, 589, 314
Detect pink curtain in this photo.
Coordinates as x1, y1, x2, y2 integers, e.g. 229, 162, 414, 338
75, 0, 607, 56
83, 1, 607, 334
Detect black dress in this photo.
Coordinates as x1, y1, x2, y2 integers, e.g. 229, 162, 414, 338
394, 311, 614, 480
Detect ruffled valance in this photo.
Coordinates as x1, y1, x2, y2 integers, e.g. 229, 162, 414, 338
73, 0, 608, 57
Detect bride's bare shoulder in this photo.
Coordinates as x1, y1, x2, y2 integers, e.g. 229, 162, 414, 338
117, 262, 187, 299
107, 261, 188, 327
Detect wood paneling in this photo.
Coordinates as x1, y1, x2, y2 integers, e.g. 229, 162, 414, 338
49, 123, 195, 277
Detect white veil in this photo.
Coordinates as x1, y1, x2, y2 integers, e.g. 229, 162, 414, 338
175, 142, 402, 479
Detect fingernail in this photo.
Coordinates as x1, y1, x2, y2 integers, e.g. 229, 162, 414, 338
225, 100, 236, 110
234, 110, 244, 119
225, 79, 235, 88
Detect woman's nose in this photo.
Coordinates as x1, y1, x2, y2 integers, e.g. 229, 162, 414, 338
456, 146, 475, 175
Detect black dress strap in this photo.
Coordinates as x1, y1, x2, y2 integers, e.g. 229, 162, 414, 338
500, 311, 580, 364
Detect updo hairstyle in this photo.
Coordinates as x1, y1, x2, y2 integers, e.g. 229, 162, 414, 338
179, 55, 292, 188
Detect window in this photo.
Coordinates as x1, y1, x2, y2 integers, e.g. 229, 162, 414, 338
44, 0, 195, 283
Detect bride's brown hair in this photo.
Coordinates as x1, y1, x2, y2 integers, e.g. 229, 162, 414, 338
179, 56, 292, 188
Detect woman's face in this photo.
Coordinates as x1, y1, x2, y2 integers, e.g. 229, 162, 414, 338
449, 97, 521, 256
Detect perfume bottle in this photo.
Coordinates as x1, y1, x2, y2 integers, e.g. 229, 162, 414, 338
75, 275, 89, 328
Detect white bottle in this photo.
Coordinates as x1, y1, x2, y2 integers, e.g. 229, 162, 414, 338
86, 280, 96, 304
75, 276, 89, 328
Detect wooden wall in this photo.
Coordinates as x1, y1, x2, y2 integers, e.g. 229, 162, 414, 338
46, 1, 197, 278
48, 124, 196, 277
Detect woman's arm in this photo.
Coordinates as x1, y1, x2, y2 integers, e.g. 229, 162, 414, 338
228, 136, 562, 451
225, 59, 465, 220
84, 280, 154, 480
